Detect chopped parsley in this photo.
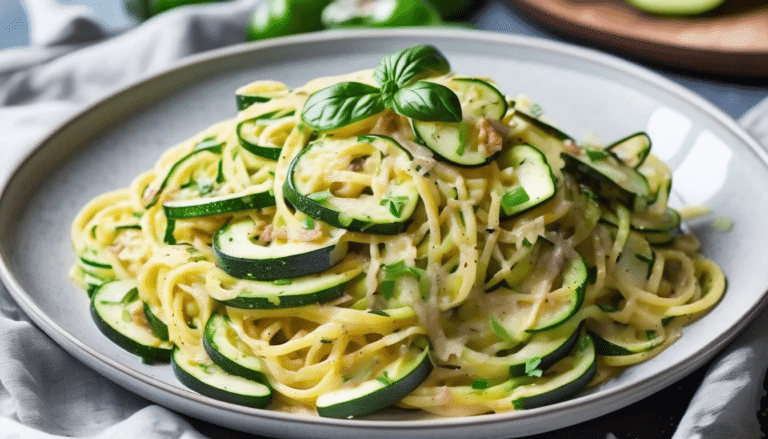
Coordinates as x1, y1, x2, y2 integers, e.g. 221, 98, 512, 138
501, 187, 530, 215
525, 356, 543, 377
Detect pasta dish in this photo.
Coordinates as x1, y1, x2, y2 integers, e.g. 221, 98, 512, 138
70, 45, 725, 417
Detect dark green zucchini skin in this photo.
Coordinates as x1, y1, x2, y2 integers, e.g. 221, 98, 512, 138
316, 344, 433, 418
171, 347, 271, 409
283, 135, 418, 235
90, 281, 172, 362
511, 333, 596, 410
203, 313, 271, 383
213, 241, 341, 281
163, 191, 276, 219
213, 219, 345, 281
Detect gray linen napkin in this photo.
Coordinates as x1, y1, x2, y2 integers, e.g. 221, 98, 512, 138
0, 2, 258, 438
0, 2, 767, 438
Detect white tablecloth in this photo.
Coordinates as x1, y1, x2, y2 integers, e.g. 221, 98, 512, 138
1, 1, 767, 437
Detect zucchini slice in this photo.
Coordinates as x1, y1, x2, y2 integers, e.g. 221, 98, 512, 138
213, 217, 348, 281
615, 232, 656, 287
561, 147, 651, 209
143, 136, 225, 209
412, 78, 507, 167
284, 135, 419, 235
171, 347, 271, 408
235, 80, 289, 111
237, 107, 296, 160
203, 312, 270, 383
489, 251, 587, 338
497, 144, 556, 218
211, 256, 365, 309
142, 301, 169, 341
461, 319, 583, 378
316, 339, 433, 418
605, 132, 651, 169
510, 332, 596, 410
508, 100, 573, 142
600, 207, 680, 245
91, 280, 173, 361
163, 187, 276, 219
528, 252, 588, 333
590, 325, 664, 356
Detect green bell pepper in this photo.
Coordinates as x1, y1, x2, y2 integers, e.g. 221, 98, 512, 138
247, 0, 333, 40
321, 0, 443, 29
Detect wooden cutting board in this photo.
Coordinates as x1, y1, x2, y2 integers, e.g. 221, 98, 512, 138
509, 0, 768, 77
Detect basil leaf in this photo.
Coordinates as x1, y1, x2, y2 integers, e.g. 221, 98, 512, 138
391, 81, 462, 122
374, 44, 451, 101
301, 81, 385, 131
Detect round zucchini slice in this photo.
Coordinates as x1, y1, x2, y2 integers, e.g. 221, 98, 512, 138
461, 318, 583, 378
237, 107, 296, 160
213, 217, 348, 281
142, 301, 169, 341
510, 332, 596, 410
171, 347, 271, 409
209, 255, 365, 309
316, 339, 433, 418
91, 280, 173, 361
163, 187, 276, 219
561, 147, 651, 209
589, 324, 664, 356
497, 144, 557, 218
412, 77, 507, 167
235, 80, 289, 111
203, 312, 270, 383
600, 207, 680, 245
606, 132, 651, 169
284, 135, 419, 235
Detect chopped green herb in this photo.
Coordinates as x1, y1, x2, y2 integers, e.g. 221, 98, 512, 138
121, 287, 140, 305
522, 238, 532, 248
375, 371, 394, 386
380, 260, 430, 300
307, 190, 333, 204
380, 195, 409, 218
302, 216, 315, 230
501, 187, 530, 213
646, 330, 658, 340
585, 148, 610, 161
525, 356, 543, 377
320, 338, 333, 344
529, 103, 544, 118
368, 309, 390, 317
456, 121, 469, 156
490, 317, 514, 344
472, 379, 490, 390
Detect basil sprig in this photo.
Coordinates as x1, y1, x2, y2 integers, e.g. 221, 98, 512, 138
301, 82, 385, 132
374, 44, 451, 102
391, 81, 462, 122
301, 44, 462, 131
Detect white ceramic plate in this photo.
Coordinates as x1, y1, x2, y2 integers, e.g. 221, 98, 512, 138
2, 29, 768, 439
